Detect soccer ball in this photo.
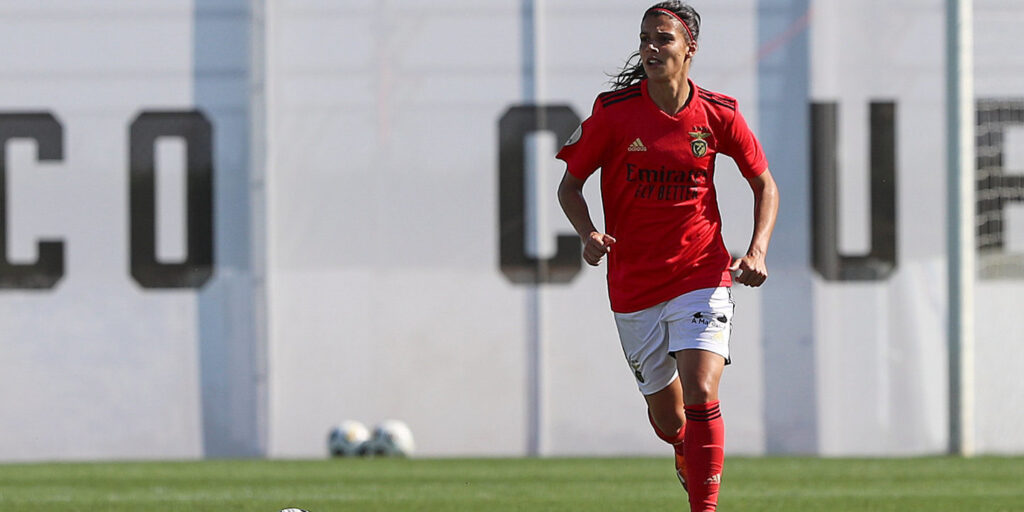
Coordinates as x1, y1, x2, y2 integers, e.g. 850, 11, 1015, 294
362, 420, 415, 457
328, 420, 370, 457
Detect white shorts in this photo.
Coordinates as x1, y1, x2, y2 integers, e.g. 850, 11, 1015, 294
613, 287, 734, 395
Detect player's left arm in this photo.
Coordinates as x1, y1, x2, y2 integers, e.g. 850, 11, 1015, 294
730, 169, 779, 287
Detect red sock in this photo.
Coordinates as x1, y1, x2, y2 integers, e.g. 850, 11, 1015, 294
684, 401, 724, 512
647, 409, 686, 455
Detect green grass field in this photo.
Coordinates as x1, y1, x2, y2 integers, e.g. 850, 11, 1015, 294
0, 456, 1021, 511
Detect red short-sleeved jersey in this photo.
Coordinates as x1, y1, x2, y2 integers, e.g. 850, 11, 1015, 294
557, 79, 768, 313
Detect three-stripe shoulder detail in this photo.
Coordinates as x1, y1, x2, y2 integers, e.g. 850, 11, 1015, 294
697, 90, 737, 111
599, 85, 642, 108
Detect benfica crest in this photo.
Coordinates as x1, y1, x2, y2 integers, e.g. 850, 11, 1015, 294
689, 130, 710, 158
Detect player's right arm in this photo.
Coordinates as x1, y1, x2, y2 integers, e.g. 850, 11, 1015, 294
557, 172, 616, 266
555, 97, 616, 266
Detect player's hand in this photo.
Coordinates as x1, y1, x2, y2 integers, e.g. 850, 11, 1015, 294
729, 251, 768, 287
582, 232, 616, 266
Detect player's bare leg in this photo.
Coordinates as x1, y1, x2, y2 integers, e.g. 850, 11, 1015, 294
677, 349, 726, 512
644, 376, 688, 491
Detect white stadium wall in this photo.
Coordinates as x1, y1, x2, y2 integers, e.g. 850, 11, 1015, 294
0, 0, 260, 460
0, 0, 1021, 461
806, 0, 949, 455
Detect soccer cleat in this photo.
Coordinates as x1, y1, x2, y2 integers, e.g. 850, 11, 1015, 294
674, 449, 688, 491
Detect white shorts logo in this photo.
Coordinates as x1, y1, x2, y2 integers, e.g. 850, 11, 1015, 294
628, 357, 645, 383
691, 312, 728, 329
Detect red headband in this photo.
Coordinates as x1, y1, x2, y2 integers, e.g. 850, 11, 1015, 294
647, 8, 695, 44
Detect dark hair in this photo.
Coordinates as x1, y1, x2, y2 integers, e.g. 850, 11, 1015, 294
608, 1, 701, 90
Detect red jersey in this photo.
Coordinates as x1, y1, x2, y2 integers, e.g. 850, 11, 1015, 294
557, 79, 768, 313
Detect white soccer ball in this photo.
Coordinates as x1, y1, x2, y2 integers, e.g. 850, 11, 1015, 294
363, 420, 415, 457
328, 420, 371, 457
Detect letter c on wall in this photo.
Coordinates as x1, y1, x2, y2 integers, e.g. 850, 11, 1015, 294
498, 105, 582, 284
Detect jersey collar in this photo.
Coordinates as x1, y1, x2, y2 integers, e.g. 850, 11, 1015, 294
641, 78, 697, 119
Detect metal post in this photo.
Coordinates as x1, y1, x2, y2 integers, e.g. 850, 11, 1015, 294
946, 0, 975, 457
521, 0, 546, 457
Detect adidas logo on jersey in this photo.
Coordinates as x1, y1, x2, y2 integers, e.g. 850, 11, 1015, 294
627, 138, 647, 152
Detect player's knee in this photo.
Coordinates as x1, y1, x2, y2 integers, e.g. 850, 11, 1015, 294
681, 378, 717, 405
650, 405, 685, 435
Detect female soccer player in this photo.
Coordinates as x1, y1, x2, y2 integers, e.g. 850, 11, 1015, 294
556, 2, 779, 510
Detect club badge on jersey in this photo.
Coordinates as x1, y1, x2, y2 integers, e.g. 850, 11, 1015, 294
689, 130, 710, 158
